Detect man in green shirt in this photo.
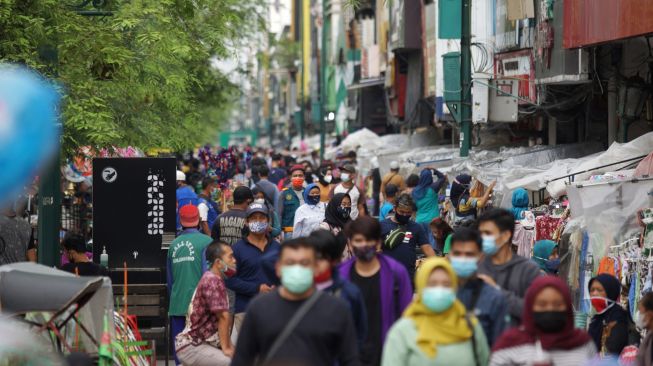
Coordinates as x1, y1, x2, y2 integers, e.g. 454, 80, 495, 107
167, 204, 212, 364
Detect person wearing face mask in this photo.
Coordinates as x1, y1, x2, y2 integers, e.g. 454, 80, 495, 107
197, 177, 222, 236
449, 174, 495, 226
320, 193, 353, 257
491, 276, 596, 366
532, 240, 561, 275
317, 165, 335, 203
340, 216, 413, 366
168, 204, 213, 364
176, 170, 199, 234
309, 230, 368, 352
637, 292, 653, 366
176, 241, 237, 366
292, 184, 326, 238
277, 164, 306, 238
251, 186, 282, 239
232, 238, 360, 366
381, 257, 489, 366
477, 208, 541, 326
448, 227, 509, 346
226, 203, 280, 334
330, 164, 367, 219
380, 194, 436, 281
587, 273, 638, 357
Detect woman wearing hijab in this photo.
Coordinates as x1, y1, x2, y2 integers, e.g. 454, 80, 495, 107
413, 169, 446, 223
532, 240, 560, 274
491, 276, 596, 365
449, 174, 495, 225
588, 273, 637, 357
511, 188, 530, 220
320, 193, 352, 256
381, 258, 489, 366
292, 183, 326, 238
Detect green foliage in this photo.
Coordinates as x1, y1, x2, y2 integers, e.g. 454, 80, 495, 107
0, 0, 263, 156
271, 37, 301, 70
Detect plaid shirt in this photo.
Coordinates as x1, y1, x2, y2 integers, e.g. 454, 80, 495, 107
187, 271, 229, 344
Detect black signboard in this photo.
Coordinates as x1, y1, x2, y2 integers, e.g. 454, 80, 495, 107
93, 158, 176, 269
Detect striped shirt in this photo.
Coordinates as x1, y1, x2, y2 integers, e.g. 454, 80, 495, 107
490, 340, 597, 366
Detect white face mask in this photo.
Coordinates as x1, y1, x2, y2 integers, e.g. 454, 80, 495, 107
324, 175, 333, 184
637, 312, 648, 329
254, 198, 265, 205
341, 173, 350, 182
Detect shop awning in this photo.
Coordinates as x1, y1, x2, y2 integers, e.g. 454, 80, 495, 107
347, 77, 384, 91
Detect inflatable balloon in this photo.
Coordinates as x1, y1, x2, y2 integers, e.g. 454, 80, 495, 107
0, 65, 60, 208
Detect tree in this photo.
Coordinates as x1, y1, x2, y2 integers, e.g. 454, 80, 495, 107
0, 0, 264, 156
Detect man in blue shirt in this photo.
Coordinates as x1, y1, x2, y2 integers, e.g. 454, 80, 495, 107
226, 202, 280, 333
379, 194, 435, 281
449, 226, 509, 346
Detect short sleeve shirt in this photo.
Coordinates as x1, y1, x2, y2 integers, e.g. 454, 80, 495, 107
188, 271, 229, 343
379, 219, 429, 280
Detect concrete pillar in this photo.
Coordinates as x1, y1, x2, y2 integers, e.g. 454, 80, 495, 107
607, 73, 618, 146
548, 117, 557, 146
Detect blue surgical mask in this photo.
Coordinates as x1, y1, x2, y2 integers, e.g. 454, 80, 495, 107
281, 265, 314, 294
450, 257, 478, 278
482, 235, 498, 255
422, 286, 456, 313
545, 258, 561, 273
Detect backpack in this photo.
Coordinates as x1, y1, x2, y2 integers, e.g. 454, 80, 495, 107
384, 226, 408, 250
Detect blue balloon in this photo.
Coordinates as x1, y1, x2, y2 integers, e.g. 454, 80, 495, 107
0, 65, 60, 207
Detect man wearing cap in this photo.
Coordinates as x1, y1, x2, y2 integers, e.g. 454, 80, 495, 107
176, 170, 199, 234
211, 186, 253, 246
276, 164, 306, 238
380, 161, 405, 201
330, 164, 366, 220
226, 202, 281, 332
167, 204, 213, 364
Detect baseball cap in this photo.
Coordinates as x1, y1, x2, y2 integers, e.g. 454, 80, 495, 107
176, 170, 186, 181
246, 202, 269, 217
290, 164, 305, 174
179, 204, 200, 227
233, 186, 254, 204
390, 161, 399, 170
342, 164, 356, 174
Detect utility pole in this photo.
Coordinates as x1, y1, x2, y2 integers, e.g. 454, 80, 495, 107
38, 152, 61, 267
299, 0, 306, 141
319, 0, 327, 162
460, 0, 472, 157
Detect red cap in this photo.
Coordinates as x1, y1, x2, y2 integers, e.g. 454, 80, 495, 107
179, 204, 200, 227
290, 164, 305, 174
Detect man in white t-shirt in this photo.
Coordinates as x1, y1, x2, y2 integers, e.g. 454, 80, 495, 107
329, 164, 366, 220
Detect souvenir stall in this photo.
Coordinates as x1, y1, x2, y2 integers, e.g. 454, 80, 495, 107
555, 176, 653, 329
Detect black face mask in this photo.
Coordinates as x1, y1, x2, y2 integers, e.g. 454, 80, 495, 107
395, 213, 411, 225
533, 311, 567, 333
337, 206, 351, 220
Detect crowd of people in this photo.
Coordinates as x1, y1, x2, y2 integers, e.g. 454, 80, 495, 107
162, 146, 653, 366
